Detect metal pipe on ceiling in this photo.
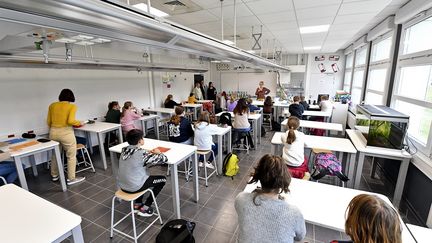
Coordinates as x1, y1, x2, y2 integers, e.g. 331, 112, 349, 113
220, 0, 224, 41
234, 0, 237, 45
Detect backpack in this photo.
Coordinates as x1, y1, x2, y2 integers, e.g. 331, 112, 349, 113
261, 125, 266, 137
222, 152, 239, 178
219, 112, 232, 127
311, 153, 349, 182
156, 219, 196, 243
271, 120, 281, 131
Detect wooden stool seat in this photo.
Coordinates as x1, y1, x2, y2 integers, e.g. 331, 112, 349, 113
114, 190, 146, 201
76, 144, 86, 149
197, 150, 211, 155
312, 148, 332, 154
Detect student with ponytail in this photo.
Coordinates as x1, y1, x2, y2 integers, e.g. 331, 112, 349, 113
281, 116, 309, 179
120, 101, 142, 134
167, 106, 194, 145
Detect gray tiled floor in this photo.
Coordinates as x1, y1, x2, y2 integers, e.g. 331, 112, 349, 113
24, 130, 422, 243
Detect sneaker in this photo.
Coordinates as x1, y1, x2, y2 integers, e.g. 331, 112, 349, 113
205, 162, 215, 170
198, 162, 204, 167
67, 177, 86, 186
51, 176, 59, 182
137, 206, 154, 217
133, 203, 143, 213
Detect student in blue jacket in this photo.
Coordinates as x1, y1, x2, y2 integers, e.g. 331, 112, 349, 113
168, 106, 194, 145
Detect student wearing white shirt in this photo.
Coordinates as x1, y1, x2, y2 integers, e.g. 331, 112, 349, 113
194, 111, 218, 168
319, 95, 333, 113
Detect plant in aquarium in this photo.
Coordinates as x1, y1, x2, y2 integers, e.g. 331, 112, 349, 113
368, 120, 392, 147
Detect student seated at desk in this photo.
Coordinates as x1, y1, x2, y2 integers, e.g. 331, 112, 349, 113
168, 106, 194, 145
233, 98, 254, 149
227, 96, 238, 112
263, 96, 273, 114
187, 93, 196, 104
300, 96, 309, 111
120, 101, 141, 134
247, 98, 260, 113
235, 154, 306, 243
331, 194, 402, 243
164, 94, 181, 109
194, 112, 218, 169
0, 151, 17, 185
288, 96, 304, 119
319, 95, 333, 113
281, 116, 309, 179
106, 101, 121, 124
118, 129, 167, 217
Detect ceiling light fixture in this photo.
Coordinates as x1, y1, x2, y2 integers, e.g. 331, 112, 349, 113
299, 25, 330, 34
222, 40, 235, 45
91, 38, 111, 43
133, 3, 169, 17
303, 46, 321, 51
221, 60, 231, 63
71, 35, 94, 40
55, 38, 77, 43
246, 50, 256, 54
211, 60, 221, 63
75, 41, 95, 46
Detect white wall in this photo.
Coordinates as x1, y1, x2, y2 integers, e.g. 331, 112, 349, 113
305, 52, 345, 102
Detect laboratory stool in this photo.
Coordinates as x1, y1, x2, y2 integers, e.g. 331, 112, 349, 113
262, 113, 272, 130
197, 150, 218, 187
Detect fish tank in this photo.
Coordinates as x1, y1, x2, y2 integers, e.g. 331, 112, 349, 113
355, 105, 409, 150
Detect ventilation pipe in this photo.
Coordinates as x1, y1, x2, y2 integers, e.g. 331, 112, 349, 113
233, 0, 237, 45
147, 0, 151, 13
220, 0, 224, 41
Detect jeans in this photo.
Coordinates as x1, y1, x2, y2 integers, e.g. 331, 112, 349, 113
199, 144, 218, 162
122, 175, 166, 206
233, 128, 254, 148
0, 162, 18, 184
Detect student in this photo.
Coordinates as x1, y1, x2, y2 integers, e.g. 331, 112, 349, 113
193, 82, 203, 100
47, 88, 85, 185
187, 93, 197, 104
215, 91, 226, 113
120, 101, 141, 134
280, 116, 309, 179
227, 96, 238, 112
299, 96, 309, 111
263, 96, 273, 114
246, 98, 260, 113
331, 194, 402, 243
288, 96, 304, 119
117, 129, 167, 217
320, 95, 333, 113
235, 154, 306, 243
194, 111, 218, 168
255, 81, 270, 100
168, 106, 194, 145
106, 101, 121, 124
233, 98, 254, 148
0, 152, 17, 185
207, 82, 217, 101
200, 80, 207, 100
164, 94, 181, 109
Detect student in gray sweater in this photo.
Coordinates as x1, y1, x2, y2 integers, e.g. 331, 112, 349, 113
235, 154, 306, 243
118, 129, 168, 217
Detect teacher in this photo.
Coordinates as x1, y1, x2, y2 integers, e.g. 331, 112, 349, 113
255, 81, 270, 100
47, 88, 85, 185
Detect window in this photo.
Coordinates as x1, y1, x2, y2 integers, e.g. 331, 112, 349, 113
403, 16, 432, 55
351, 45, 369, 106
343, 71, 352, 92
397, 65, 432, 102
365, 92, 384, 105
343, 53, 354, 92
394, 100, 432, 145
371, 36, 392, 62
355, 48, 367, 66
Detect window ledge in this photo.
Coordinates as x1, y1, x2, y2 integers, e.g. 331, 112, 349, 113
411, 152, 432, 181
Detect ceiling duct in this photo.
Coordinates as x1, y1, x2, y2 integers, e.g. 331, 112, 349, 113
0, 0, 289, 71
164, 1, 186, 7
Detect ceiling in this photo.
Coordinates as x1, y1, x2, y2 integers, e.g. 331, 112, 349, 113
129, 0, 409, 54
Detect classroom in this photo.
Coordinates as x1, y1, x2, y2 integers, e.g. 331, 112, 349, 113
0, 0, 432, 242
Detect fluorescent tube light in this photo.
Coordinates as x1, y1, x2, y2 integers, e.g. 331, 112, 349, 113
221, 60, 231, 63
133, 3, 169, 17
55, 38, 77, 43
75, 41, 95, 46
71, 35, 94, 40
211, 60, 221, 63
91, 38, 111, 43
304, 46, 321, 50
299, 25, 330, 34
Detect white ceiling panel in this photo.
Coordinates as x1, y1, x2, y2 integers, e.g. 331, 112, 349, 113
338, 0, 391, 15
293, 0, 342, 9
297, 17, 334, 27
225, 15, 262, 27
167, 10, 218, 25
245, 0, 294, 15
333, 13, 377, 25
266, 21, 298, 32
295, 4, 340, 20
190, 0, 235, 9
258, 11, 296, 24
207, 3, 254, 18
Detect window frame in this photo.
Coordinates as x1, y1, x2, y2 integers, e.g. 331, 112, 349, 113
343, 52, 355, 93
351, 44, 369, 106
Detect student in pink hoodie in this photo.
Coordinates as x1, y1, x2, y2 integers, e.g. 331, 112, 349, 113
120, 101, 142, 134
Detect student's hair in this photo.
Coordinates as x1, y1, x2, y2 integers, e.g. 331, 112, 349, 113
321, 95, 329, 101
293, 96, 300, 102
229, 96, 236, 102
189, 93, 194, 97
286, 116, 300, 144
195, 111, 210, 128
246, 98, 253, 104
300, 96, 306, 101
121, 101, 133, 118
264, 96, 272, 106
249, 154, 291, 206
108, 101, 119, 110
126, 129, 144, 145
259, 81, 264, 86
58, 89, 75, 102
170, 106, 184, 126
221, 91, 227, 98
209, 81, 213, 87
345, 194, 402, 243
195, 82, 200, 87
164, 94, 173, 105
233, 98, 248, 115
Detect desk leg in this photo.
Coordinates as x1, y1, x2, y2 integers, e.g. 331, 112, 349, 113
228, 129, 232, 153
86, 132, 93, 154
258, 117, 262, 144
354, 152, 365, 189
54, 146, 67, 192
97, 133, 107, 170
110, 151, 120, 190
14, 157, 28, 190
30, 155, 38, 177
70, 224, 84, 243
117, 127, 123, 143
347, 153, 356, 188
141, 120, 146, 136
393, 158, 410, 209
144, 121, 148, 137
253, 120, 257, 148
170, 164, 181, 219
192, 152, 199, 203
155, 117, 160, 140
217, 134, 223, 175
271, 144, 276, 155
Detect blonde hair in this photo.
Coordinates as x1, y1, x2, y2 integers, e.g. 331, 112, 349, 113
286, 116, 300, 144
345, 194, 402, 243
121, 101, 133, 118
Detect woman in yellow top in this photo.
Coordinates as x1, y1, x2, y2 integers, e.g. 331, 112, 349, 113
47, 89, 85, 185
187, 93, 197, 104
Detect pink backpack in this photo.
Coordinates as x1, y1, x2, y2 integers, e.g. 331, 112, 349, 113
311, 153, 349, 181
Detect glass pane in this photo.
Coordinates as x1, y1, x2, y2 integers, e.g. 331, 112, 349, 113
351, 87, 362, 105
355, 47, 367, 66
368, 68, 387, 92
365, 92, 384, 105
352, 70, 365, 87
371, 36, 392, 62
346, 53, 354, 68
343, 85, 351, 93
344, 71, 352, 88
394, 100, 432, 145
403, 16, 432, 55
397, 65, 432, 102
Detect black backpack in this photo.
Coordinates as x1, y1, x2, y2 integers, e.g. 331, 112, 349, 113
271, 120, 281, 131
219, 112, 232, 127
156, 219, 196, 243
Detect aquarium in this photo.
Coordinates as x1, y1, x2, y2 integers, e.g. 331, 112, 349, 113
355, 105, 409, 150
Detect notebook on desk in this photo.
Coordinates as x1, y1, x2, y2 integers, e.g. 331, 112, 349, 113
153, 147, 170, 153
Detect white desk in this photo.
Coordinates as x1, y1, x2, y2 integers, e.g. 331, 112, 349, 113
182, 103, 202, 120
281, 119, 343, 132
273, 102, 291, 119
303, 110, 332, 117
1, 139, 67, 192
309, 104, 320, 110
346, 129, 412, 209
0, 184, 84, 243
216, 112, 262, 146
196, 100, 214, 104
109, 139, 198, 219
406, 224, 432, 243
252, 100, 264, 106
138, 114, 160, 140
243, 179, 416, 243
271, 132, 357, 188
74, 121, 123, 170
144, 107, 175, 116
